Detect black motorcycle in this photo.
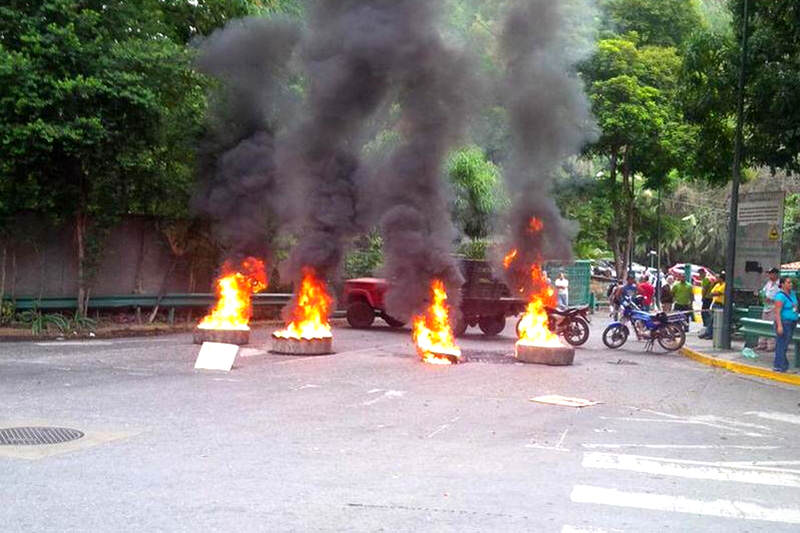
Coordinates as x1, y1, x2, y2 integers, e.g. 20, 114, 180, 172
516, 305, 591, 347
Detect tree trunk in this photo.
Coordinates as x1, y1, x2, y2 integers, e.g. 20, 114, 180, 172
607, 150, 624, 280
76, 212, 88, 316
0, 245, 6, 306
620, 147, 635, 280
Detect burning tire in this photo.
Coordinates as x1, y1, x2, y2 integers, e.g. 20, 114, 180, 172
193, 327, 250, 345
271, 334, 333, 355
346, 300, 375, 329
515, 343, 575, 365
563, 317, 590, 346
479, 314, 506, 337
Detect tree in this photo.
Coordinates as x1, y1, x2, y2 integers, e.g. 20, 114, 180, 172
599, 0, 704, 48
0, 1, 207, 312
580, 32, 692, 277
447, 146, 507, 243
731, 0, 800, 173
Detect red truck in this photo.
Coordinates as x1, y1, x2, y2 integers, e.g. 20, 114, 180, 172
343, 259, 527, 337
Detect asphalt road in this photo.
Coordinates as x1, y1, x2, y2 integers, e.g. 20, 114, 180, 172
2, 317, 800, 532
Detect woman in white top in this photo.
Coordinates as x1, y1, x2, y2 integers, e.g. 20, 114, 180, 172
555, 271, 569, 307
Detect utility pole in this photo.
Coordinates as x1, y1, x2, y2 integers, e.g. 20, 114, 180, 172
721, 0, 750, 349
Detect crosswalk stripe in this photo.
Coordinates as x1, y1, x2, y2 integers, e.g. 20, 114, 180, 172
571, 485, 800, 524
583, 452, 800, 487
745, 411, 800, 426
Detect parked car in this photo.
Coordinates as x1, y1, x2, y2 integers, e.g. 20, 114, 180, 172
591, 259, 616, 279
667, 263, 717, 285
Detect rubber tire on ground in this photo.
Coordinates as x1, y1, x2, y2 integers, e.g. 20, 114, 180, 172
346, 300, 375, 329
602, 324, 628, 349
657, 324, 686, 351
479, 314, 506, 337
563, 317, 590, 347
383, 315, 405, 328
453, 317, 468, 337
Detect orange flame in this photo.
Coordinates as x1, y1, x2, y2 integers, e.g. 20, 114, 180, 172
528, 217, 543, 233
198, 257, 267, 331
503, 248, 518, 269
516, 264, 563, 348
273, 267, 333, 340
412, 280, 461, 365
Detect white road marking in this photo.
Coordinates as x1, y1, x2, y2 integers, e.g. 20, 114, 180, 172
570, 485, 800, 524
583, 452, 800, 487
362, 390, 406, 406
745, 411, 800, 426
600, 416, 769, 437
291, 384, 320, 391
582, 443, 781, 451
239, 348, 266, 357
526, 429, 570, 452
426, 417, 461, 439
561, 526, 622, 533
719, 460, 800, 467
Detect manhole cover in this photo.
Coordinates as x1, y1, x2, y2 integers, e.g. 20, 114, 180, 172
0, 427, 84, 446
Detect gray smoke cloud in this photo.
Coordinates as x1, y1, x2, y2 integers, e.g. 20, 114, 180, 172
192, 17, 301, 265
498, 0, 597, 290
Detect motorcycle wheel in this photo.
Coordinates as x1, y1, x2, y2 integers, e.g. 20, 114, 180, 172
563, 317, 590, 346
657, 324, 686, 351
602, 324, 628, 349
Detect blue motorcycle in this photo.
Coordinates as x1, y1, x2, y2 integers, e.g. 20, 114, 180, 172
602, 296, 688, 352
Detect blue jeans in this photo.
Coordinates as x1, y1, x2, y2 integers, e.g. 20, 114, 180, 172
558, 293, 568, 307
774, 319, 796, 372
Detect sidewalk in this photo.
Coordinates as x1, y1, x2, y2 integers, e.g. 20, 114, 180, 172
680, 328, 800, 386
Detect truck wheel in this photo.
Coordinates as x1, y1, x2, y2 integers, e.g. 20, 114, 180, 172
346, 301, 375, 329
479, 315, 506, 337
383, 315, 405, 328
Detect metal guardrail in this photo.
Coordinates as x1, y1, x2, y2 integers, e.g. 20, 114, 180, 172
9, 293, 293, 311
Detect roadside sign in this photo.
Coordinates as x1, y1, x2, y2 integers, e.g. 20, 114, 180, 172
735, 192, 785, 291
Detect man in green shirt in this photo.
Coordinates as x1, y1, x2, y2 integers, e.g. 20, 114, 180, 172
699, 268, 713, 328
672, 273, 694, 332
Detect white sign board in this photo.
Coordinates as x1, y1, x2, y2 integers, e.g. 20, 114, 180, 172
194, 342, 239, 372
735, 192, 785, 291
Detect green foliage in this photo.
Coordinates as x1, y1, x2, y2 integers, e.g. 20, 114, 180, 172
782, 194, 800, 263
344, 232, 383, 279
0, 301, 14, 326
599, 0, 704, 47
731, 0, 800, 173
457, 239, 489, 260
447, 146, 507, 241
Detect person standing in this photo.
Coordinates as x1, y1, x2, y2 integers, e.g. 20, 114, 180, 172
757, 267, 780, 351
699, 272, 725, 339
699, 268, 713, 328
660, 275, 674, 312
555, 271, 569, 307
672, 273, 693, 332
638, 275, 654, 311
772, 276, 798, 373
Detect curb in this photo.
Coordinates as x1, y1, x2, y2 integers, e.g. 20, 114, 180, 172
679, 346, 800, 387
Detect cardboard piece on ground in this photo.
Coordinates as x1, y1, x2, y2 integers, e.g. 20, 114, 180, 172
530, 394, 601, 408
195, 342, 239, 371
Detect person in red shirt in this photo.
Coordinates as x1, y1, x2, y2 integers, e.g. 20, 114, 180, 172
638, 274, 654, 311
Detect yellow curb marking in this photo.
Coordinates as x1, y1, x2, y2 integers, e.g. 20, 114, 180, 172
679, 347, 800, 387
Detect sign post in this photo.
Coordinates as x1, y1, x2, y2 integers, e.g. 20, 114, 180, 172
733, 192, 785, 291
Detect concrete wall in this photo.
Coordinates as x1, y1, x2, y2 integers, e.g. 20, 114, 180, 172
2, 216, 216, 298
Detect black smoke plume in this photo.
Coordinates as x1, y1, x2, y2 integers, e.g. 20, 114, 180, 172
192, 17, 301, 266
277, 0, 403, 284
498, 0, 596, 290
373, 3, 476, 321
